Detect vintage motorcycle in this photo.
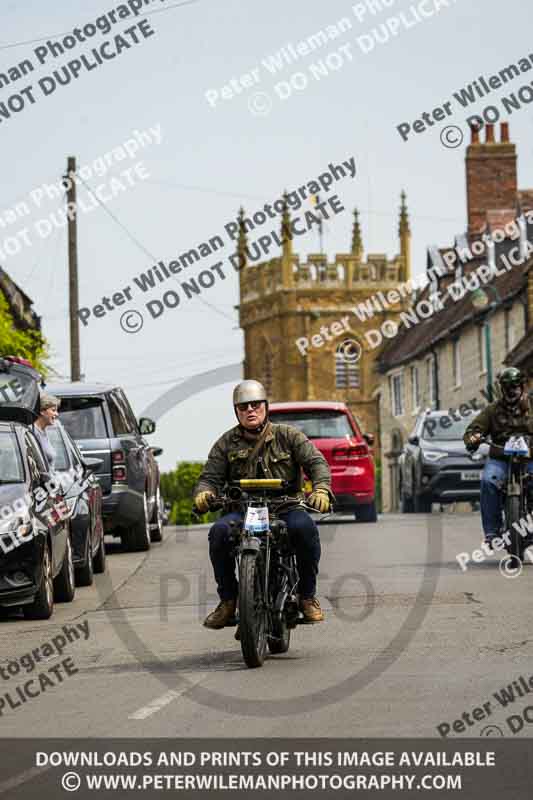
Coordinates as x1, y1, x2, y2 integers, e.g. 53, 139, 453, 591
471, 435, 533, 566
205, 478, 321, 668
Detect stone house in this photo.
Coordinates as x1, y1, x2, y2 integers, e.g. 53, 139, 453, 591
0, 267, 41, 334
377, 122, 533, 511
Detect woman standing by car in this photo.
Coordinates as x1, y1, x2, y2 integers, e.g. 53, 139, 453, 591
32, 392, 60, 471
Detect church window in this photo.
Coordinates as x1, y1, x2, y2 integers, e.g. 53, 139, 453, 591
335, 341, 360, 389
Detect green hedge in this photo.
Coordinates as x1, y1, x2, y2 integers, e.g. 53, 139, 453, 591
160, 461, 217, 525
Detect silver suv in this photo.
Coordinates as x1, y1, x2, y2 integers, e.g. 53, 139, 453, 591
46, 382, 162, 551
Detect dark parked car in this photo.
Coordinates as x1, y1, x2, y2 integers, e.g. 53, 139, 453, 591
47, 422, 106, 586
0, 420, 75, 618
46, 383, 162, 551
399, 409, 483, 512
161, 499, 171, 526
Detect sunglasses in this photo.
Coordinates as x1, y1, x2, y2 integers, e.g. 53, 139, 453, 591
236, 400, 263, 412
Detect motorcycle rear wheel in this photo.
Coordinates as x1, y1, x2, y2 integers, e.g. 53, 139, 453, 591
239, 553, 268, 668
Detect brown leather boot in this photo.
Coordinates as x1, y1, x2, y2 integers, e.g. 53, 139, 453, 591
203, 599, 236, 629
300, 597, 325, 623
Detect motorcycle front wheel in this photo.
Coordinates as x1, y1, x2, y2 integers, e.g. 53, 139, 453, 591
268, 614, 291, 654
239, 553, 268, 668
505, 494, 525, 566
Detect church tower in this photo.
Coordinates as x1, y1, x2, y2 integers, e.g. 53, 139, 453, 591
237, 195, 412, 440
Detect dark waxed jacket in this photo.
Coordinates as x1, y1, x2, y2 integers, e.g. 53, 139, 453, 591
195, 423, 332, 501
464, 394, 533, 458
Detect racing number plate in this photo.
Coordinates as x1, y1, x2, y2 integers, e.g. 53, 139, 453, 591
461, 471, 480, 481
244, 506, 269, 533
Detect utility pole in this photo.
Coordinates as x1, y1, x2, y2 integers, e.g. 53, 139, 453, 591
65, 156, 81, 382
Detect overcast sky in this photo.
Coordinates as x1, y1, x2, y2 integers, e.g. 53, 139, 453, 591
2, 0, 533, 470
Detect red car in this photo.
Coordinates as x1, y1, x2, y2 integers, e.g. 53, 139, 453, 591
268, 401, 377, 522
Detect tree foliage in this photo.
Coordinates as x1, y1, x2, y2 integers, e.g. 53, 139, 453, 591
160, 461, 216, 525
0, 292, 49, 374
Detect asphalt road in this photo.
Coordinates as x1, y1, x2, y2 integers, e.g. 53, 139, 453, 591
1, 512, 532, 740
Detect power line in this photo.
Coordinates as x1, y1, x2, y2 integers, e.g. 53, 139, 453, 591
143, 179, 464, 223
0, 0, 198, 53
73, 172, 236, 323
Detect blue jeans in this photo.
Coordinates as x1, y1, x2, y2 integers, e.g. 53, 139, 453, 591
480, 458, 533, 537
208, 508, 321, 601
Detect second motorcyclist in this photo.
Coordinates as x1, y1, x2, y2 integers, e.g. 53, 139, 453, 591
464, 367, 533, 545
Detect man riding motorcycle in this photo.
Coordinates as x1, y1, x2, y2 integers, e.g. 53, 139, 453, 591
464, 367, 533, 545
193, 379, 333, 630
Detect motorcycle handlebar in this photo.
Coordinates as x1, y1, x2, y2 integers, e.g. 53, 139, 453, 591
192, 493, 333, 517
468, 436, 531, 459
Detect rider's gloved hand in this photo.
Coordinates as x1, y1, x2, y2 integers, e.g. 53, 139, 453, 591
307, 488, 330, 513
194, 490, 215, 513
465, 433, 482, 452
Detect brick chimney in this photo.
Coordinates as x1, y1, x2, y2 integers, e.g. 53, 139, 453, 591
466, 122, 517, 235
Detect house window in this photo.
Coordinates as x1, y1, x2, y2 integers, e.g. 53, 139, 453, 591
452, 339, 461, 387
390, 372, 405, 417
410, 366, 420, 411
478, 325, 487, 374
335, 342, 360, 389
426, 355, 437, 408
505, 309, 515, 354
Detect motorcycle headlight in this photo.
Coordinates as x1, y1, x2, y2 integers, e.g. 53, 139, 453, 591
422, 450, 447, 462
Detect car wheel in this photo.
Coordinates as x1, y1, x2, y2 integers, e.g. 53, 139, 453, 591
414, 492, 433, 513
124, 492, 151, 552
53, 535, 76, 602
75, 533, 94, 587
92, 531, 106, 574
150, 486, 163, 543
23, 541, 54, 620
355, 501, 378, 522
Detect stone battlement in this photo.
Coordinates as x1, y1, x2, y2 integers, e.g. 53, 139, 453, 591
239, 251, 406, 304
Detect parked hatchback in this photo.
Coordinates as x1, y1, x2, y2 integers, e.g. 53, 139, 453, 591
47, 422, 106, 586
399, 409, 483, 512
46, 383, 162, 551
0, 420, 75, 618
268, 401, 377, 521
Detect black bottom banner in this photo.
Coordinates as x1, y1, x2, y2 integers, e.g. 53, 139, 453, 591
0, 739, 529, 799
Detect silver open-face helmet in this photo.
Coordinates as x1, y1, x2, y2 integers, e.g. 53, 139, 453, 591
232, 380, 267, 407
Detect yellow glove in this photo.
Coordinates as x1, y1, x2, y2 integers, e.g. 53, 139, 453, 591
465, 432, 482, 452
307, 488, 330, 513
194, 490, 215, 513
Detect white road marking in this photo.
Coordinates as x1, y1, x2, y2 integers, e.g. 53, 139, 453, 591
129, 674, 206, 720
0, 766, 47, 795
